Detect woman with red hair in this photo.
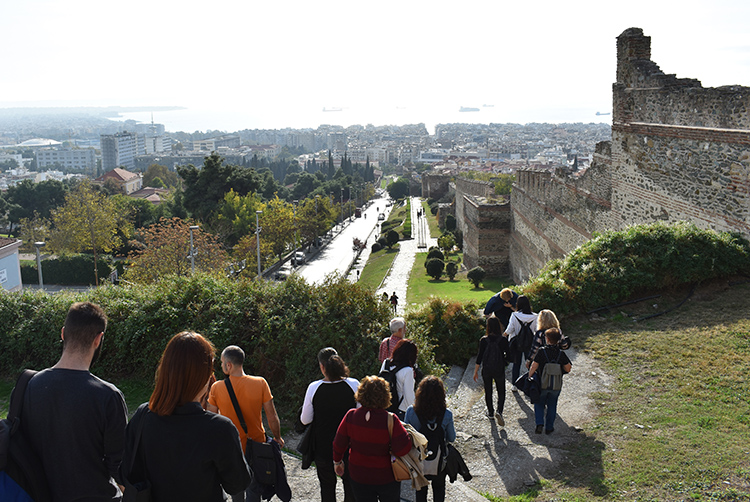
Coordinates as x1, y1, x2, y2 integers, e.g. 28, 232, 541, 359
121, 331, 251, 501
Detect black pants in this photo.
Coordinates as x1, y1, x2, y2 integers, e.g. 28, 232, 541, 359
316, 453, 353, 502
482, 372, 505, 415
511, 349, 529, 384
416, 473, 446, 502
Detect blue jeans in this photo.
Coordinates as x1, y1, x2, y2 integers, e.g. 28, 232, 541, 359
534, 389, 561, 430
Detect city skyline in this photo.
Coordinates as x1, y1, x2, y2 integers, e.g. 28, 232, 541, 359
2, 0, 750, 133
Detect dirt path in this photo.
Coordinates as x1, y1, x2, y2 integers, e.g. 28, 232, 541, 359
282, 345, 612, 501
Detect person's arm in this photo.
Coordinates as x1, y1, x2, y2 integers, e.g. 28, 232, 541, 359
300, 382, 316, 425
473, 363, 481, 382
206, 403, 219, 413
262, 399, 284, 447
527, 331, 545, 368
474, 337, 486, 381
444, 410, 456, 443
105, 390, 128, 485
563, 363, 572, 374
215, 421, 252, 495
399, 368, 416, 410
391, 417, 412, 457
483, 295, 498, 315
332, 411, 351, 476
528, 361, 540, 378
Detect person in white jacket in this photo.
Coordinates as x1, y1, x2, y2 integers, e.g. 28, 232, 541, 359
503, 295, 537, 391
379, 339, 417, 420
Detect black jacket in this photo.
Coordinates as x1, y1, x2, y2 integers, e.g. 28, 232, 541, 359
444, 443, 472, 483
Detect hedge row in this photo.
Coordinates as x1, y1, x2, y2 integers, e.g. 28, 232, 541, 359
21, 254, 117, 285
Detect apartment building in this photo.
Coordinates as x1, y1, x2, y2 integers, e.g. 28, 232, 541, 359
101, 132, 138, 170
36, 148, 96, 172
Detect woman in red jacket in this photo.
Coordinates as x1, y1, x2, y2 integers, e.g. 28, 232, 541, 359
333, 375, 411, 502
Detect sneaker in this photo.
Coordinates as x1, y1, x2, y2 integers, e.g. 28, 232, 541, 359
511, 385, 519, 393
545, 428, 554, 435
495, 412, 505, 426
535, 424, 544, 434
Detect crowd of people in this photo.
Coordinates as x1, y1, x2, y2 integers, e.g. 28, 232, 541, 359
6, 290, 572, 502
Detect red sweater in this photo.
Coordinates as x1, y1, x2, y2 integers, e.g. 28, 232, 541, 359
332, 407, 411, 485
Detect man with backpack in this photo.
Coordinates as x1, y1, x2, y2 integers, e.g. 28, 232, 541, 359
528, 328, 572, 435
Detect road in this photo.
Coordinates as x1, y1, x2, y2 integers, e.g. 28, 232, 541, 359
295, 193, 393, 285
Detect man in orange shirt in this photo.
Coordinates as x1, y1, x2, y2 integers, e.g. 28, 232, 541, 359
208, 345, 284, 502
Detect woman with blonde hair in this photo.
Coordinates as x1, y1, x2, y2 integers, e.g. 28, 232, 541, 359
526, 309, 570, 368
121, 332, 251, 501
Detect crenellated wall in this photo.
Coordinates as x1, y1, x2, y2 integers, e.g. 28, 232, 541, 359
498, 28, 750, 283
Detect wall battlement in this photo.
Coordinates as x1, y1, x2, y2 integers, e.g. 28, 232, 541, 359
454, 28, 750, 284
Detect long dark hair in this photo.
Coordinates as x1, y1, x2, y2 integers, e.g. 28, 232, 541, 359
486, 316, 504, 336
516, 295, 532, 315
317, 347, 349, 381
391, 339, 417, 367
413, 376, 446, 420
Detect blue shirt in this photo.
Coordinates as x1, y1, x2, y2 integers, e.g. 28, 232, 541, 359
404, 406, 456, 443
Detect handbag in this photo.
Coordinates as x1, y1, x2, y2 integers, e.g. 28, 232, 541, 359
296, 423, 314, 470
224, 379, 273, 485
386, 412, 411, 482
122, 407, 152, 502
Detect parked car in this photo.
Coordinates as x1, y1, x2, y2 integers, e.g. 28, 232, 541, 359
293, 251, 306, 265
378, 213, 385, 220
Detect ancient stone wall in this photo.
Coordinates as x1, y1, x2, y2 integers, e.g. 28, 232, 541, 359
505, 28, 750, 283
422, 174, 451, 200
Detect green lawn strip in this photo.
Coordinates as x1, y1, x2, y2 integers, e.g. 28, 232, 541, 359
421, 200, 440, 237
543, 289, 750, 501
359, 248, 399, 291
407, 252, 512, 306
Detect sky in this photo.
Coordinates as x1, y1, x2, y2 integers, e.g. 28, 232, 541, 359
2, 0, 749, 132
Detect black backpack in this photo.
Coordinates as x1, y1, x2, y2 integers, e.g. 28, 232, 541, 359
378, 359, 407, 413
417, 409, 447, 476
481, 334, 505, 376
513, 320, 534, 354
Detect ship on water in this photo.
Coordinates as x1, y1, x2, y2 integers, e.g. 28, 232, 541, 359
323, 107, 343, 112
459, 106, 480, 112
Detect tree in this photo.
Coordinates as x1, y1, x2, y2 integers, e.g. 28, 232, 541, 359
387, 177, 409, 200
125, 217, 228, 283
260, 196, 294, 258
5, 179, 68, 232
467, 266, 486, 288
48, 181, 129, 285
438, 233, 456, 253
426, 247, 444, 262
445, 214, 456, 232
215, 190, 263, 246
386, 229, 400, 249
425, 258, 445, 280
445, 261, 459, 280
143, 163, 181, 189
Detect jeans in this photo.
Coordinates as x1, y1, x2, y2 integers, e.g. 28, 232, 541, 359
534, 389, 561, 430
349, 479, 400, 502
510, 349, 529, 385
482, 372, 505, 415
415, 473, 446, 502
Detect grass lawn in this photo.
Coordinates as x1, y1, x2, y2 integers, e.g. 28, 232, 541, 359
421, 200, 441, 237
406, 252, 513, 308
359, 247, 399, 291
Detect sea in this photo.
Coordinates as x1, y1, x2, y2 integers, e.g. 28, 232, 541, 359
116, 102, 609, 135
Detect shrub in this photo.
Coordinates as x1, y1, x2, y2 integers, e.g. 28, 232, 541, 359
386, 229, 400, 248
438, 233, 456, 252
371, 242, 382, 253
426, 248, 445, 262
445, 214, 456, 232
21, 254, 114, 285
445, 261, 459, 280
467, 266, 486, 288
377, 236, 387, 248
425, 258, 445, 280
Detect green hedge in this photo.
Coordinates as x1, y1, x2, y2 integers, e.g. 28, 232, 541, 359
21, 254, 115, 285
0, 274, 444, 413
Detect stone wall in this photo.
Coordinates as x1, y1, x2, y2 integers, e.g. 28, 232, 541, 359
422, 174, 451, 200
505, 27, 750, 283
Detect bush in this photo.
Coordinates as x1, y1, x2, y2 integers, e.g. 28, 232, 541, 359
371, 242, 382, 253
426, 247, 444, 262
407, 298, 484, 366
21, 254, 114, 285
425, 258, 445, 280
430, 203, 438, 216
445, 214, 456, 232
438, 233, 456, 252
377, 236, 388, 248
467, 266, 486, 288
521, 222, 750, 316
386, 229, 400, 248
445, 262, 459, 280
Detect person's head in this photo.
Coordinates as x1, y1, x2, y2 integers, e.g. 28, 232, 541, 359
413, 375, 446, 420
516, 295, 532, 314
317, 347, 350, 381
389, 317, 405, 337
545, 328, 562, 345
499, 288, 513, 302
486, 316, 504, 336
61, 301, 107, 355
221, 345, 245, 374
391, 339, 417, 367
354, 375, 392, 409
149, 331, 216, 416
537, 309, 560, 332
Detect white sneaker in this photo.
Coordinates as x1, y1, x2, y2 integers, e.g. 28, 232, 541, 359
511, 385, 519, 392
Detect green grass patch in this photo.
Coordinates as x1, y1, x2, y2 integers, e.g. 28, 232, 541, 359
359, 247, 399, 291
421, 199, 440, 237
406, 252, 512, 308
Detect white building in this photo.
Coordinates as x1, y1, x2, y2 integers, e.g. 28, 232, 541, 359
101, 132, 138, 170
36, 148, 96, 173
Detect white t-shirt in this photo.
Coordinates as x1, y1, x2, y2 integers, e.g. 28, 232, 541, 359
379, 360, 415, 413
505, 311, 538, 342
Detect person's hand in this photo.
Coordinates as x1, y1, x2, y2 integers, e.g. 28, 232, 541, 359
273, 436, 285, 448
472, 370, 479, 382
334, 462, 345, 477
525, 361, 531, 369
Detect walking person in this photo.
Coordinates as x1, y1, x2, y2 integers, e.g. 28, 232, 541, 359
332, 376, 412, 502
526, 309, 571, 369
473, 316, 510, 426
122, 332, 251, 500
379, 339, 418, 420
528, 328, 572, 434
378, 317, 405, 363
389, 292, 399, 314
300, 348, 359, 502
404, 376, 456, 502
483, 287, 519, 330
503, 295, 537, 391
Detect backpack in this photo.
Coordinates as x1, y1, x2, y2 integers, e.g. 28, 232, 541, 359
481, 334, 505, 376
417, 409, 447, 476
540, 348, 564, 391
379, 360, 407, 413
513, 319, 534, 354
0, 370, 52, 502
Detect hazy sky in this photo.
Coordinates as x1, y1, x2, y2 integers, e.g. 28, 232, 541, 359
2, 0, 749, 131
